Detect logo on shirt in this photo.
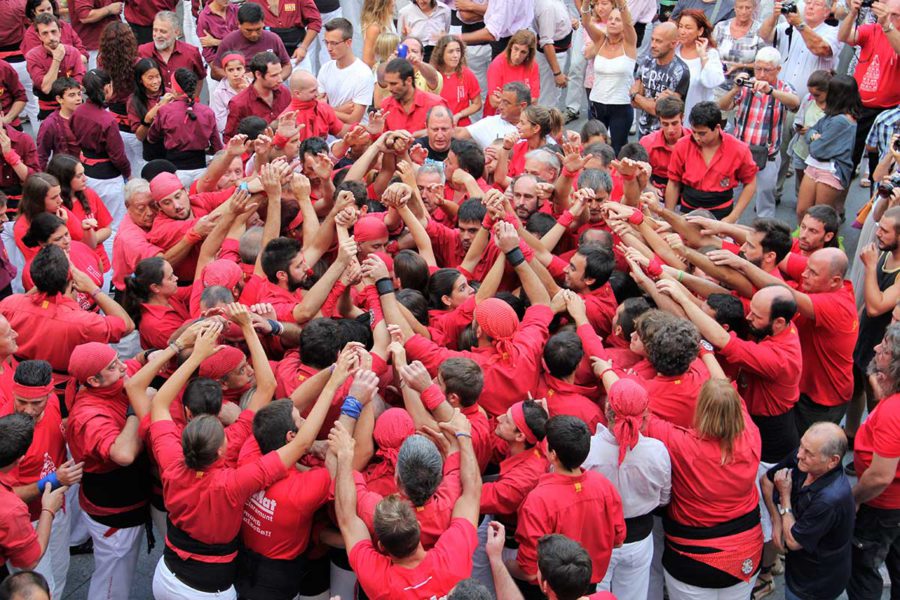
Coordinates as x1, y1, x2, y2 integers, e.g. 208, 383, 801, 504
741, 558, 754, 575
720, 177, 731, 188
248, 490, 277, 520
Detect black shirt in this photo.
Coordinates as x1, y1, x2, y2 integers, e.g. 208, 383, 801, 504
766, 456, 855, 600
415, 136, 450, 163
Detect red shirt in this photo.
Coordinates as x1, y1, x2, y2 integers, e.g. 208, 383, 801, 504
124, 0, 177, 27
854, 393, 900, 509
536, 374, 604, 432
196, 3, 239, 65
646, 408, 761, 528
582, 283, 617, 339
260, 0, 322, 31
36, 110, 80, 170
284, 100, 343, 141
480, 447, 548, 518
668, 132, 757, 194
350, 517, 477, 600
0, 482, 41, 570
484, 54, 540, 117
25, 44, 86, 107
70, 101, 131, 178
139, 296, 191, 350
111, 214, 163, 291
461, 403, 492, 472
150, 419, 287, 561
0, 59, 26, 128
22, 240, 103, 311
639, 127, 689, 190
147, 98, 222, 154
439, 67, 480, 126
0, 398, 66, 521
238, 437, 331, 560
405, 305, 554, 417
256, 279, 304, 322
853, 24, 900, 109
381, 89, 448, 134
215, 29, 291, 69
70, 187, 113, 269
427, 296, 476, 350
69, 0, 118, 50
516, 470, 626, 582
224, 83, 291, 140
718, 326, 802, 417
795, 282, 857, 407
137, 41, 206, 85
13, 207, 84, 262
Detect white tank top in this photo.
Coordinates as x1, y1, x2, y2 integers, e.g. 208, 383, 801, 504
590, 50, 636, 105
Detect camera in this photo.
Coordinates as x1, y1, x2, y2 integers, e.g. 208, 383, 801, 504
878, 174, 900, 199
781, 1, 798, 13
736, 77, 755, 88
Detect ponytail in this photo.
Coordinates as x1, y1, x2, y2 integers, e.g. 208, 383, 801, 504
173, 68, 199, 121
181, 415, 224, 470
121, 256, 166, 328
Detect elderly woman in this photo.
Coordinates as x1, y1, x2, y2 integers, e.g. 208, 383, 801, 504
712, 0, 766, 94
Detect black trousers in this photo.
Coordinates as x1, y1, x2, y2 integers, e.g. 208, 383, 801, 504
794, 393, 849, 437
848, 504, 900, 600
130, 24, 153, 46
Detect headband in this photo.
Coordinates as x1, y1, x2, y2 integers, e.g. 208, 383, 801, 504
510, 401, 538, 445
12, 382, 55, 399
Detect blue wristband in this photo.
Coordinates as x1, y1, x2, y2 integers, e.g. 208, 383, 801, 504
341, 395, 363, 419
36, 472, 60, 492
267, 319, 283, 336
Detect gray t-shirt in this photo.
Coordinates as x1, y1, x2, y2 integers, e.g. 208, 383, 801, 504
635, 55, 691, 137
672, 0, 736, 24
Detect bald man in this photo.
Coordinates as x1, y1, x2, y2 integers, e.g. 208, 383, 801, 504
285, 69, 350, 141
631, 22, 690, 138
706, 247, 859, 435
418, 105, 455, 161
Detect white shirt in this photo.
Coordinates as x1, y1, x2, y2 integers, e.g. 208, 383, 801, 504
774, 21, 841, 96
675, 47, 726, 124
583, 426, 672, 519
485, 0, 535, 40
533, 0, 573, 48
317, 58, 376, 109
398, 2, 452, 46
465, 115, 518, 149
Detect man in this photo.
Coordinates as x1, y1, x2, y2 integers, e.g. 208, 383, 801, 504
214, 2, 292, 81
761, 422, 854, 600
719, 47, 800, 219
259, 0, 321, 60
66, 342, 147, 600
0, 361, 82, 598
536, 332, 604, 430
335, 407, 482, 600
0, 122, 38, 215
137, 11, 206, 90
457, 81, 531, 149
0, 413, 65, 574
196, 0, 239, 76
513, 415, 626, 591
0, 246, 133, 387
631, 22, 690, 138
24, 14, 86, 122
563, 245, 617, 337
285, 69, 347, 140
459, 1, 535, 58
511, 174, 542, 222
443, 140, 490, 206
533, 0, 572, 108
0, 571, 52, 600
710, 246, 858, 435
69, 0, 121, 67
666, 102, 758, 223
376, 37, 443, 95
417, 105, 454, 162
122, 0, 175, 44
794, 205, 840, 256
35, 77, 81, 169
0, 315, 18, 402
224, 50, 289, 136
640, 96, 689, 195
849, 324, 900, 598
840, 0, 900, 188
317, 18, 374, 126
0, 59, 27, 130
381, 58, 449, 138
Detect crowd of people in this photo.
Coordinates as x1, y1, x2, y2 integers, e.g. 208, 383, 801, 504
0, 0, 898, 598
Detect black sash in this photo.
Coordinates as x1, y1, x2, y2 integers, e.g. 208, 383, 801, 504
81, 148, 122, 180
80, 456, 151, 529
624, 512, 655, 543
234, 547, 310, 600
537, 31, 573, 54
164, 518, 239, 593
681, 185, 733, 210
167, 149, 207, 170
270, 26, 305, 54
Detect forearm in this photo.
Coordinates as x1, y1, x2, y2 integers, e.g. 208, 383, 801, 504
417, 63, 440, 90
293, 258, 348, 323
542, 45, 562, 74
665, 180, 681, 210
41, 63, 62, 94
35, 511, 54, 559
109, 417, 143, 465
514, 259, 551, 306
93, 290, 135, 333
489, 556, 525, 600
162, 239, 196, 267
725, 179, 756, 223
759, 15, 777, 42
854, 470, 893, 505
197, 151, 241, 192
838, 11, 858, 44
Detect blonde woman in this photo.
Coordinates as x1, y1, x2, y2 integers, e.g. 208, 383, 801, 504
362, 0, 397, 67
372, 31, 401, 107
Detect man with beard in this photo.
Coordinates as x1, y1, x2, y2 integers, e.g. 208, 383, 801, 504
416, 105, 454, 162
562, 245, 617, 338
511, 174, 541, 223
136, 12, 205, 91
381, 58, 448, 138
25, 14, 86, 122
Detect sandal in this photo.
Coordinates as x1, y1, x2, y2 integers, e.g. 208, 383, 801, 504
860, 178, 872, 188
752, 575, 776, 600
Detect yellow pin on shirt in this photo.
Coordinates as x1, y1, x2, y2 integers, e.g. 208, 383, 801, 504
574, 482, 582, 493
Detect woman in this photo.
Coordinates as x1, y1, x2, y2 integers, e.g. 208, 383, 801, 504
21, 212, 103, 309
13, 172, 84, 262
484, 30, 541, 118
581, 0, 615, 116
674, 10, 725, 121
711, 0, 765, 95
209, 54, 249, 134
148, 68, 222, 189
427, 268, 476, 349
121, 256, 190, 351
98, 22, 141, 174
22, 0, 88, 60
431, 35, 482, 126
361, 0, 396, 67
583, 2, 638, 154
789, 69, 832, 190
127, 58, 173, 163
494, 105, 564, 189
398, 0, 451, 61
796, 74, 861, 222
70, 69, 131, 232
372, 32, 401, 108
46, 154, 113, 271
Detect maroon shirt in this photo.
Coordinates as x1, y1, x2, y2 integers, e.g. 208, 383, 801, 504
124, 0, 177, 27
0, 59, 26, 127
70, 101, 131, 178
0, 0, 27, 50
22, 21, 88, 59
260, 0, 322, 31
223, 82, 290, 139
69, 0, 118, 50
215, 29, 290, 67
36, 110, 80, 169
0, 123, 38, 203
137, 40, 206, 86
196, 3, 239, 65
25, 44, 86, 112
147, 99, 222, 153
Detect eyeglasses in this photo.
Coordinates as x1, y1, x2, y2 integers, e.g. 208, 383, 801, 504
754, 65, 778, 73
324, 40, 349, 47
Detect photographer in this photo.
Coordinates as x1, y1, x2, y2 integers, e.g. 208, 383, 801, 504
719, 47, 800, 218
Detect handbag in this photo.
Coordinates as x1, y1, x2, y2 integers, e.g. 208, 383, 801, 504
739, 93, 776, 170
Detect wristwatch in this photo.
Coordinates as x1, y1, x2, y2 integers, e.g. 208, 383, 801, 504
778, 505, 793, 516
796, 22, 806, 32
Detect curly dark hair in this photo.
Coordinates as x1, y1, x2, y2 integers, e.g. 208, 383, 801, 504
98, 21, 137, 98
644, 318, 700, 377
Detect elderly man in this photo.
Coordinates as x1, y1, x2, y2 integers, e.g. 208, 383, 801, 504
719, 47, 800, 219
136, 11, 206, 89
761, 422, 854, 600
457, 81, 531, 149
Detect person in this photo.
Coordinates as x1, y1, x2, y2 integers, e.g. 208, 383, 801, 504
213, 3, 292, 81
640, 96, 689, 194
795, 74, 862, 222
719, 47, 800, 218
457, 81, 531, 150
137, 12, 206, 90
849, 324, 900, 598
68, 0, 122, 69
0, 571, 52, 600
317, 18, 375, 126
416, 105, 455, 161
195, 0, 239, 89
258, 0, 321, 60
494, 105, 563, 189
0, 59, 28, 131
761, 422, 854, 600
35, 78, 82, 170
209, 54, 248, 134
674, 10, 726, 121
483, 31, 541, 118
839, 0, 900, 190
283, 69, 349, 141
12, 172, 84, 263
458, 0, 535, 59
431, 35, 482, 126
0, 120, 39, 218
399, 0, 451, 61
121, 257, 189, 350
0, 413, 66, 574
582, 0, 638, 154
711, 0, 766, 94
788, 69, 832, 190
360, 0, 396, 67
24, 13, 86, 123
532, 0, 573, 109
582, 379, 671, 600
672, 0, 736, 24
223, 52, 290, 140
564, 0, 614, 126
148, 68, 222, 188
666, 101, 758, 222
631, 22, 691, 138
381, 58, 449, 137
97, 21, 142, 173
127, 58, 171, 164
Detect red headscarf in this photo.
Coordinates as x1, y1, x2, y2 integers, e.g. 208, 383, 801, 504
474, 298, 519, 362
607, 378, 649, 465
198, 346, 245, 380
354, 217, 389, 243
150, 172, 183, 203
510, 401, 538, 445
68, 342, 118, 384
201, 260, 244, 292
